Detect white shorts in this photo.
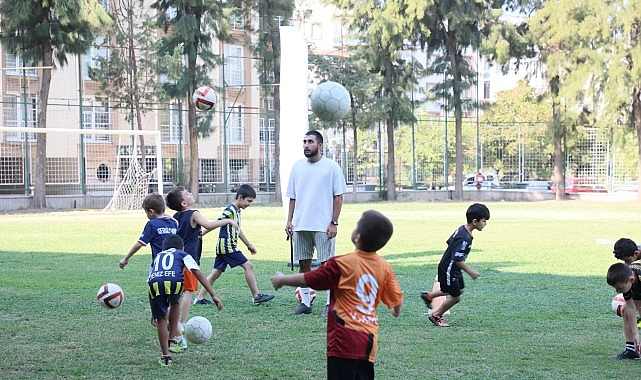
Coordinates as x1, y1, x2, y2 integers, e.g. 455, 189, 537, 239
293, 231, 335, 263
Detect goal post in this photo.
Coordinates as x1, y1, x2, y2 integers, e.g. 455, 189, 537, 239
0, 126, 163, 207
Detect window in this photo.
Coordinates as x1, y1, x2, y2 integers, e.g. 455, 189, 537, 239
260, 118, 275, 145
200, 159, 220, 182
5, 52, 36, 76
230, 13, 244, 30
160, 103, 183, 143
268, 97, 275, 110
83, 100, 111, 142
225, 105, 244, 144
83, 36, 108, 80
223, 45, 244, 86
483, 81, 490, 99
4, 95, 37, 141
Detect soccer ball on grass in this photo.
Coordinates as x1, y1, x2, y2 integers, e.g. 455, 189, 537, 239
310, 81, 350, 122
97, 283, 124, 309
185, 316, 213, 344
192, 86, 218, 111
612, 293, 625, 317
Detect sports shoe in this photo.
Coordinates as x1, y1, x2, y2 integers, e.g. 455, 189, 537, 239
178, 336, 188, 350
420, 291, 433, 309
158, 355, 172, 367
292, 303, 313, 315
252, 293, 275, 306
428, 314, 450, 327
320, 304, 329, 318
168, 339, 182, 353
612, 349, 640, 360
193, 298, 213, 305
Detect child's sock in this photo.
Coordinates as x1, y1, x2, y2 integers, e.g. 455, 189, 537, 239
626, 342, 635, 352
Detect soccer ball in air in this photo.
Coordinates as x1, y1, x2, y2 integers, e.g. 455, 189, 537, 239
192, 86, 218, 111
612, 293, 626, 317
97, 283, 124, 309
185, 316, 213, 344
310, 81, 350, 122
294, 287, 317, 304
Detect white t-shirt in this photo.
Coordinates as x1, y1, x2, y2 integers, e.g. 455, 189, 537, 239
286, 156, 347, 232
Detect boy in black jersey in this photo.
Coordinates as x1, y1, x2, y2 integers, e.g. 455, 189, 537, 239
606, 261, 641, 360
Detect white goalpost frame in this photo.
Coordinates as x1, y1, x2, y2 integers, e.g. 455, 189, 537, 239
0, 126, 164, 195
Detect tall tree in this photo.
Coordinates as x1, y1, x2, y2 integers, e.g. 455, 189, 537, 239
152, 0, 231, 202
90, 0, 166, 171
329, 0, 418, 200
0, 0, 110, 208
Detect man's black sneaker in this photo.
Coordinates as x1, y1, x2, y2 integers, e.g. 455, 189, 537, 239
292, 303, 312, 315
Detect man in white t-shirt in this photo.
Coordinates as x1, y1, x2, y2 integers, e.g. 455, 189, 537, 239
285, 130, 347, 316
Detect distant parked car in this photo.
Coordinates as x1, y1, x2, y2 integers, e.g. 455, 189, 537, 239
462, 172, 500, 189
550, 178, 608, 194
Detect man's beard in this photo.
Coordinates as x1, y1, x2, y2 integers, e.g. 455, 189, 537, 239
304, 147, 318, 158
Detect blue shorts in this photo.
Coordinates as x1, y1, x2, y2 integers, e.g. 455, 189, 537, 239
213, 251, 248, 272
149, 293, 182, 319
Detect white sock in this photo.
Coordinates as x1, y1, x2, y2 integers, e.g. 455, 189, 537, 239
300, 287, 312, 307
326, 290, 330, 306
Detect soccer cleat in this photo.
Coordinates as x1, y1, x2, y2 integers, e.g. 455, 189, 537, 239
428, 314, 450, 327
612, 349, 640, 360
193, 298, 213, 305
292, 303, 313, 315
168, 339, 182, 353
178, 336, 188, 350
320, 304, 329, 318
420, 291, 433, 309
158, 355, 173, 367
252, 293, 275, 306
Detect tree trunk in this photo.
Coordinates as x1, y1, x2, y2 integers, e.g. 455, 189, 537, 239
634, 84, 641, 201
550, 75, 566, 200
272, 28, 282, 203
33, 47, 54, 208
386, 118, 396, 200
188, 103, 199, 202
352, 116, 358, 195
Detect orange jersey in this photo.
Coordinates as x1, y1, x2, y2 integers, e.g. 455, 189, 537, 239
304, 250, 403, 362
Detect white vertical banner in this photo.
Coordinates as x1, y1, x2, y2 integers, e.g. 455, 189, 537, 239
279, 26, 309, 219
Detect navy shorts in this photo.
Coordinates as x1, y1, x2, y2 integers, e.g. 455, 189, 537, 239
327, 356, 374, 380
437, 271, 464, 298
149, 293, 182, 319
213, 251, 248, 272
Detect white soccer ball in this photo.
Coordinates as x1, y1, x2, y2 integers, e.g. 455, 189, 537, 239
294, 287, 317, 303
310, 81, 350, 122
612, 293, 626, 317
192, 85, 218, 111
97, 283, 124, 309
185, 316, 212, 344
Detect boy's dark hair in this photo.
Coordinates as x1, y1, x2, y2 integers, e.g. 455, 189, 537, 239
165, 186, 186, 212
236, 184, 256, 199
305, 130, 323, 144
142, 193, 166, 214
162, 234, 184, 250
356, 210, 393, 252
466, 203, 490, 223
607, 262, 633, 286
613, 238, 638, 260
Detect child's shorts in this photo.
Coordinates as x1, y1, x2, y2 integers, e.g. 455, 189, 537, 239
213, 251, 248, 272
183, 268, 198, 292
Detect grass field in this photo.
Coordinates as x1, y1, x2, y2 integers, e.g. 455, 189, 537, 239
2, 200, 641, 379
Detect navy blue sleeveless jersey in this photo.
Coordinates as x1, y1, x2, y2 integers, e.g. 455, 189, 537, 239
173, 209, 203, 264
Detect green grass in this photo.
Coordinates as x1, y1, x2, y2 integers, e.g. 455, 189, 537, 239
2, 200, 641, 379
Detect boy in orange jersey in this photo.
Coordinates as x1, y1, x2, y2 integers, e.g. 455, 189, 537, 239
272, 210, 403, 380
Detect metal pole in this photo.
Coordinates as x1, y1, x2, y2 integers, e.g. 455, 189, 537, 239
444, 71, 449, 189
263, 78, 270, 192
22, 63, 30, 196
476, 50, 480, 173
178, 101, 184, 185
411, 90, 416, 189
221, 45, 228, 193
77, 55, 86, 194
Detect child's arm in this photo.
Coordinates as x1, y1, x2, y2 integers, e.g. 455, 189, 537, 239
191, 268, 223, 311
623, 298, 640, 353
119, 242, 143, 269
391, 304, 402, 318
192, 211, 239, 231
457, 261, 479, 279
239, 230, 257, 255
271, 271, 307, 290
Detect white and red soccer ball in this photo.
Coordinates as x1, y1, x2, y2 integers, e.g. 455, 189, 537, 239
192, 85, 218, 111
612, 293, 626, 317
97, 283, 124, 309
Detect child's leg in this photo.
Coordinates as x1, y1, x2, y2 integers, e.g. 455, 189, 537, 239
195, 269, 222, 300
241, 261, 259, 297
168, 300, 182, 340
180, 291, 194, 325
432, 294, 462, 316
156, 316, 170, 356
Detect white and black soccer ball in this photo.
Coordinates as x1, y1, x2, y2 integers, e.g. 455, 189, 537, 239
310, 81, 350, 122
192, 86, 218, 111
184, 316, 213, 344
97, 283, 124, 309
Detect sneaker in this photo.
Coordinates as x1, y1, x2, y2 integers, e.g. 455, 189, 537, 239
158, 355, 172, 367
253, 293, 275, 306
612, 349, 640, 360
168, 339, 182, 353
428, 314, 450, 327
178, 336, 188, 350
420, 291, 433, 309
193, 298, 213, 305
292, 303, 313, 315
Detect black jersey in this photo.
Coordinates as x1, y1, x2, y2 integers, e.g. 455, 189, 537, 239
630, 265, 641, 300
438, 225, 473, 280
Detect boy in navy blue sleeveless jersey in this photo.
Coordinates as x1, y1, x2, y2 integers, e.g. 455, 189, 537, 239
148, 234, 222, 366
421, 203, 490, 327
166, 186, 237, 348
